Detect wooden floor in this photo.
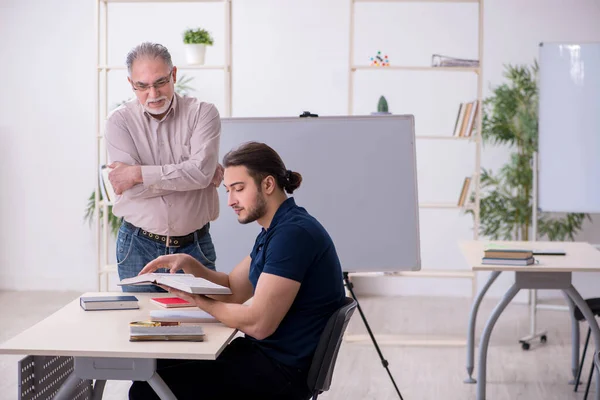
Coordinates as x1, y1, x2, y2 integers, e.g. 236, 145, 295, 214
0, 291, 595, 399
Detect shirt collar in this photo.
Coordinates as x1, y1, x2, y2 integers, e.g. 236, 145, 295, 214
267, 197, 296, 231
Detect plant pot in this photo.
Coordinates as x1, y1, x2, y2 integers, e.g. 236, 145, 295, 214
371, 112, 392, 115
184, 44, 207, 65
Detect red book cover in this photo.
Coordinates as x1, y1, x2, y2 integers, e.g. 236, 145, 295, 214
150, 297, 195, 308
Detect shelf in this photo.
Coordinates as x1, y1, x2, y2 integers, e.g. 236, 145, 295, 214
417, 135, 475, 140
349, 269, 475, 279
98, 65, 227, 71
419, 202, 473, 210
99, 264, 117, 274
352, 65, 480, 73
103, 0, 226, 3
355, 0, 477, 3
344, 334, 467, 347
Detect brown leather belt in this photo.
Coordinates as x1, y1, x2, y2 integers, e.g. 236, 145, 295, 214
124, 221, 208, 247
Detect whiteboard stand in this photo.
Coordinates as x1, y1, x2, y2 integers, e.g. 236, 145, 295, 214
522, 152, 578, 382
523, 41, 600, 380
343, 272, 404, 399
518, 152, 549, 351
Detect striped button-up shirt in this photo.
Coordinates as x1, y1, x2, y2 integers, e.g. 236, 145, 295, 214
105, 93, 220, 236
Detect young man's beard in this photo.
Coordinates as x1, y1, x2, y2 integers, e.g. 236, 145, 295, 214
239, 192, 267, 224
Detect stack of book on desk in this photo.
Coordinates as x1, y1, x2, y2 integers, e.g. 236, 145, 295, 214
482, 249, 535, 266
80, 295, 139, 311
129, 321, 205, 342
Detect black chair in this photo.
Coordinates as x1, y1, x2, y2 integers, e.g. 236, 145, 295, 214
573, 298, 600, 399
306, 296, 357, 400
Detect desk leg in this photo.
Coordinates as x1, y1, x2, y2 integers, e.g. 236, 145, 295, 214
92, 379, 107, 400
564, 286, 600, 400
74, 357, 177, 400
476, 284, 520, 400
562, 291, 580, 383
148, 372, 178, 400
53, 372, 84, 400
465, 271, 501, 384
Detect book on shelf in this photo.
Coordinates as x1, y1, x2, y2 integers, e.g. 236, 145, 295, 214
80, 295, 139, 311
432, 54, 480, 68
129, 321, 205, 342
457, 177, 472, 207
150, 297, 196, 308
481, 257, 536, 266
150, 309, 218, 323
99, 164, 116, 204
118, 273, 232, 295
453, 100, 478, 137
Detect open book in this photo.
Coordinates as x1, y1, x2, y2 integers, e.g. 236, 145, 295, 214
118, 273, 232, 295
99, 165, 116, 204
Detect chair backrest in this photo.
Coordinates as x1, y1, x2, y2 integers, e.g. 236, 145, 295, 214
595, 350, 600, 376
306, 296, 357, 395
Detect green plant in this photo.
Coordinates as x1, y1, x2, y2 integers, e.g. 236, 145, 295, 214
183, 28, 214, 46
85, 76, 196, 236
467, 62, 590, 241
174, 74, 195, 96
377, 96, 389, 113
85, 191, 121, 236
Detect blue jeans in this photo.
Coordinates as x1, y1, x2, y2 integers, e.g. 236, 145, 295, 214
117, 221, 217, 293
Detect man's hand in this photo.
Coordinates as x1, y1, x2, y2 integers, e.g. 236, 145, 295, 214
108, 162, 142, 195
139, 253, 205, 276
157, 285, 208, 309
211, 163, 224, 187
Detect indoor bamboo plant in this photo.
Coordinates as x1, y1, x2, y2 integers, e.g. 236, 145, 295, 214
468, 62, 589, 241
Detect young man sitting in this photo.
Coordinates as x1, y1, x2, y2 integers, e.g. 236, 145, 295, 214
129, 141, 345, 400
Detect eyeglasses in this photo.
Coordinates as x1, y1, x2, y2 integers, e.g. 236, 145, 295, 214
131, 70, 173, 92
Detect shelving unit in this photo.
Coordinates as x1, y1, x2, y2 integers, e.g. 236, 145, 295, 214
93, 0, 232, 291
347, 0, 484, 346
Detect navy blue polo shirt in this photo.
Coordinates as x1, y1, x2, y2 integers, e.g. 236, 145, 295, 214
246, 197, 345, 371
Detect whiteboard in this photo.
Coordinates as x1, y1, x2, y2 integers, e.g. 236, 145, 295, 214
538, 42, 600, 213
209, 115, 421, 273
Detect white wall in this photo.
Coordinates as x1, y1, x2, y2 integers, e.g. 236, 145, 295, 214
1, 0, 599, 299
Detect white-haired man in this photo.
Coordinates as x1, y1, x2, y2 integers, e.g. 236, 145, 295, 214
105, 42, 223, 292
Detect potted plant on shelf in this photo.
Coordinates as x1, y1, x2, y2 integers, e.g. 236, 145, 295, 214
371, 96, 391, 115
466, 62, 589, 241
183, 27, 214, 65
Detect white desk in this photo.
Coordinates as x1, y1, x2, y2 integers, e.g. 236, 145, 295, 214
0, 292, 237, 400
460, 241, 600, 400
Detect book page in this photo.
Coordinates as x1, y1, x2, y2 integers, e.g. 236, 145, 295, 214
157, 275, 232, 295
99, 165, 117, 204
118, 273, 195, 286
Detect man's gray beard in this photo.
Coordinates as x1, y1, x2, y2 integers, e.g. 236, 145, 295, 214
144, 96, 171, 115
